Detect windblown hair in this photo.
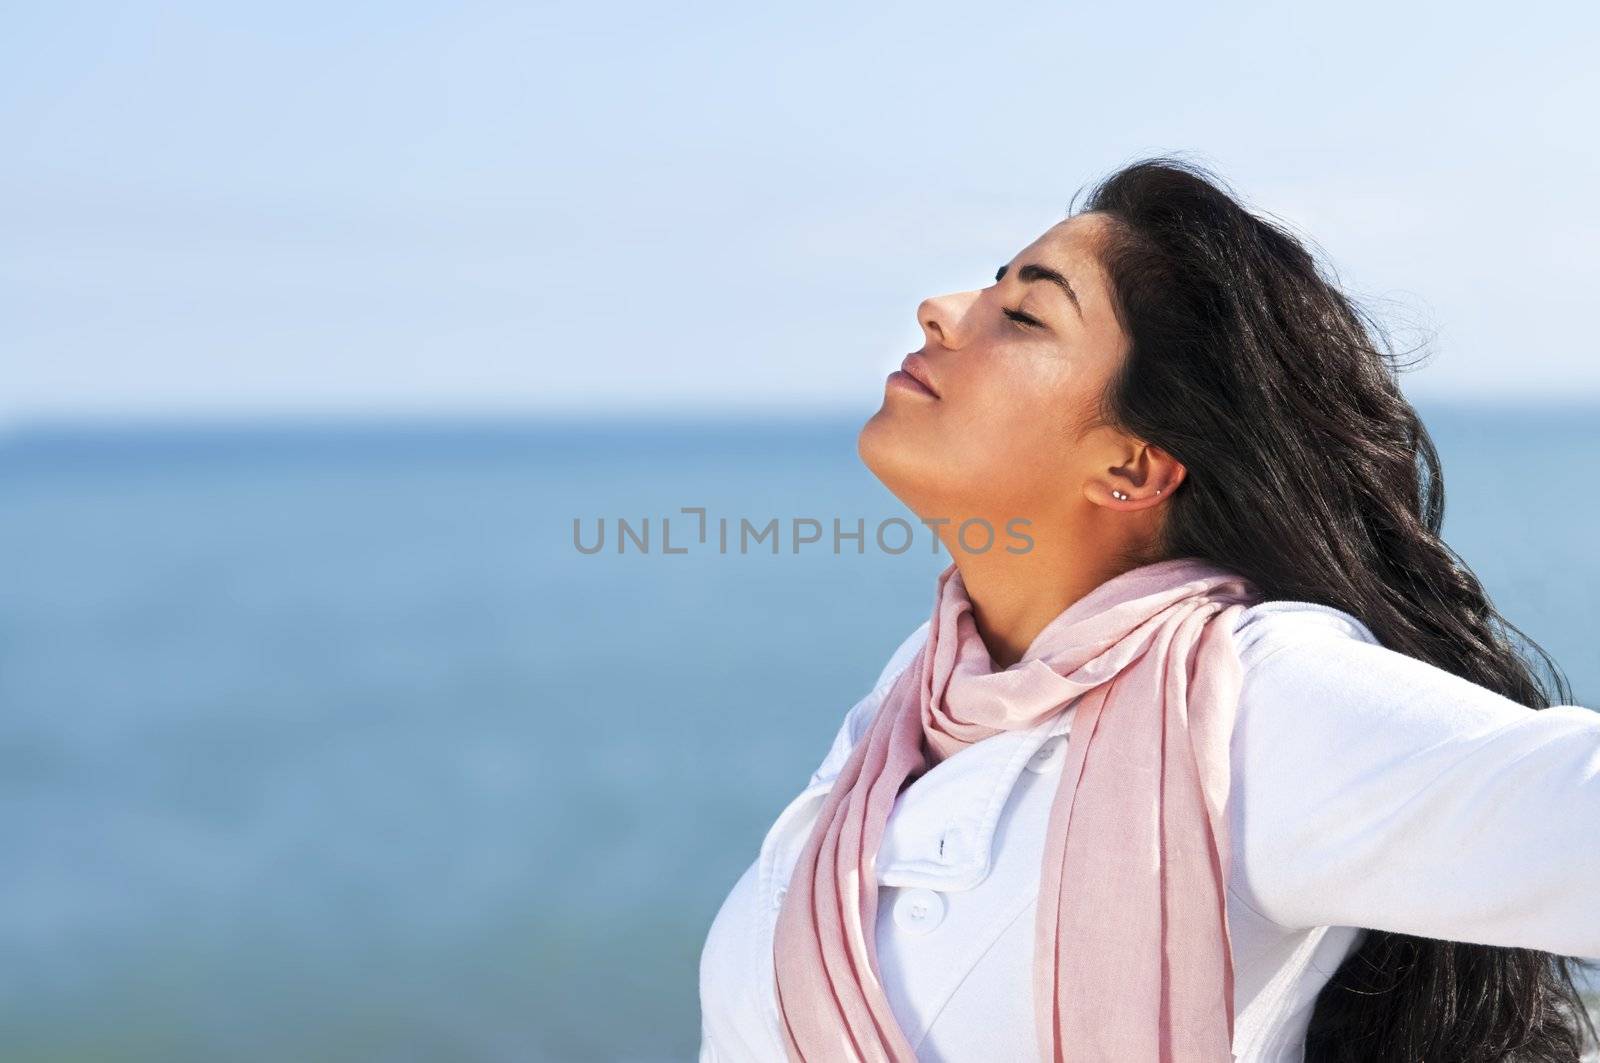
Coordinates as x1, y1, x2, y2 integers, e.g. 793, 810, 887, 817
1074, 154, 1597, 1061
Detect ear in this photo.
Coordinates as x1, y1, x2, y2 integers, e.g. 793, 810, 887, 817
1087, 441, 1185, 509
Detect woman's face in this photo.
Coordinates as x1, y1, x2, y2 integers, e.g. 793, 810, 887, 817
858, 211, 1140, 540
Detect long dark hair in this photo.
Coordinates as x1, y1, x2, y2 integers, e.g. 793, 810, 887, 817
1074, 154, 1597, 1061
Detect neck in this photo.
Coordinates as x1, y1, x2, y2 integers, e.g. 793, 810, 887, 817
950, 540, 1146, 671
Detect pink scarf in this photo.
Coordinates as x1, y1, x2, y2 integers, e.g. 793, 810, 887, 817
772, 557, 1262, 1062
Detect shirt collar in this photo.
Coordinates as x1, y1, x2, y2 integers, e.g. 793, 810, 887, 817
875, 702, 1076, 892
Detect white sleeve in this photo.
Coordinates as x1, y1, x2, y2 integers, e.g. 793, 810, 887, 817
1229, 620, 1600, 958
807, 620, 930, 788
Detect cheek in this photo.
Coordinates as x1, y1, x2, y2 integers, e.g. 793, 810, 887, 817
944, 359, 1083, 502
858, 349, 1095, 518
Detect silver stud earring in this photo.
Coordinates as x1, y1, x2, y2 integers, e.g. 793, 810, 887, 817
1111, 490, 1128, 500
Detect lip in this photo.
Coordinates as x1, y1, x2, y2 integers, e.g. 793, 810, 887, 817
895, 353, 941, 398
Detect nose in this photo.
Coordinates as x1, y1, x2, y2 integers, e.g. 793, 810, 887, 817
916, 290, 978, 350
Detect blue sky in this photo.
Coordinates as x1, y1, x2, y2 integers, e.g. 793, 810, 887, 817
3, 0, 1597, 423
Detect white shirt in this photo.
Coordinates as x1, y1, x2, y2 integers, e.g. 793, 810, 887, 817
698, 599, 1600, 1062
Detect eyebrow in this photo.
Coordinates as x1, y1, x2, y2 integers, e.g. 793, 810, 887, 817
995, 262, 1082, 319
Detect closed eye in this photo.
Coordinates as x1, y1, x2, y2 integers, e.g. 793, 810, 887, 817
1003, 307, 1042, 329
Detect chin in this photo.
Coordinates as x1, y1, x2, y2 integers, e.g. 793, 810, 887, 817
856, 405, 899, 478
857, 412, 938, 514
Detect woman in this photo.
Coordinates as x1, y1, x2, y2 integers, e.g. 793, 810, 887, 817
697, 157, 1600, 1062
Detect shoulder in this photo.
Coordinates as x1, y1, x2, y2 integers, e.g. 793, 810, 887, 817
873, 619, 931, 692
1228, 598, 1536, 735
805, 619, 929, 787
1230, 598, 1382, 668
851, 618, 930, 742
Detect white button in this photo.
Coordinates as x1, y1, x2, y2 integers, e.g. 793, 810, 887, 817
892, 887, 946, 934
773, 885, 788, 910
1026, 735, 1067, 774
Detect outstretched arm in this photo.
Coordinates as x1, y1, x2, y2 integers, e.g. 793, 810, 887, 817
1229, 624, 1600, 958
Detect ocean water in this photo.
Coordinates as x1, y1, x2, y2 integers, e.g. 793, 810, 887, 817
0, 404, 1595, 1062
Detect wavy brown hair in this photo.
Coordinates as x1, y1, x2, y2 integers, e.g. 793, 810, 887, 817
1073, 154, 1597, 1061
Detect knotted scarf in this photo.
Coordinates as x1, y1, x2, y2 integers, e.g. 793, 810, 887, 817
772, 557, 1262, 1062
